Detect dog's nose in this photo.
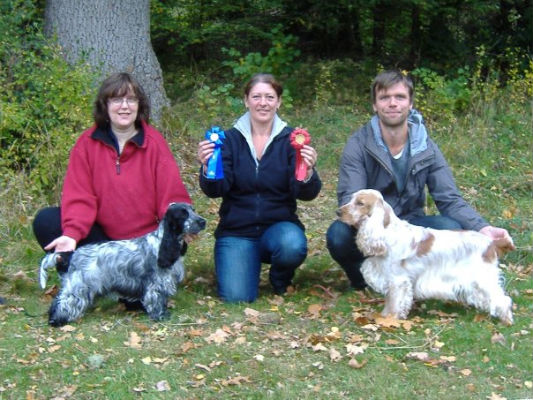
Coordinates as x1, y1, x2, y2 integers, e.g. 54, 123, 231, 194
336, 209, 341, 217
198, 218, 206, 230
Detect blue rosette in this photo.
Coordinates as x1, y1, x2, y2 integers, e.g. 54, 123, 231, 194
204, 126, 225, 179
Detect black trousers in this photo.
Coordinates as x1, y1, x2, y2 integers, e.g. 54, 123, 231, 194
32, 206, 110, 250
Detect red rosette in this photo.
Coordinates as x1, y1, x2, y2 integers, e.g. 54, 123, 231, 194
290, 128, 311, 181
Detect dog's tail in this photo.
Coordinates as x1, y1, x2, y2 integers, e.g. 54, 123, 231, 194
39, 253, 57, 289
38, 251, 72, 289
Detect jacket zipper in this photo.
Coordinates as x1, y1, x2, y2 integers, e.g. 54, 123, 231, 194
115, 157, 121, 175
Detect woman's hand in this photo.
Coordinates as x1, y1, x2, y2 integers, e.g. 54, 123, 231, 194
44, 235, 77, 252
300, 144, 318, 180
197, 140, 215, 167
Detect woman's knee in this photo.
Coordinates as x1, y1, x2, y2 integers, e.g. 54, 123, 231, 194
266, 223, 307, 262
33, 207, 61, 249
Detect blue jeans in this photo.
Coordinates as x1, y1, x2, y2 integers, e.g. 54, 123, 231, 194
215, 222, 307, 303
326, 215, 462, 289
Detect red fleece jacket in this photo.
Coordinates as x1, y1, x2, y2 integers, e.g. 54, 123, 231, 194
61, 121, 191, 241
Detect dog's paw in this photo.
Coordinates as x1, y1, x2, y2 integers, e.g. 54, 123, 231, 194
148, 310, 170, 321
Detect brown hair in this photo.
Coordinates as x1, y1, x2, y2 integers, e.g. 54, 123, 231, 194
243, 73, 283, 98
93, 72, 150, 129
371, 70, 414, 104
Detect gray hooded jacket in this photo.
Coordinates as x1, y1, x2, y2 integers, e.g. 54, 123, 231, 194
336, 110, 487, 231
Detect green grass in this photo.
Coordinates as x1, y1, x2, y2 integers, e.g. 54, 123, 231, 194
1, 92, 532, 399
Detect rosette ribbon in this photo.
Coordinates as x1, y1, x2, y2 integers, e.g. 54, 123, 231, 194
204, 126, 225, 179
289, 128, 311, 181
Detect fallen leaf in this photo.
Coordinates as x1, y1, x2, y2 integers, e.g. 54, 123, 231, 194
60, 325, 76, 332
180, 341, 195, 353
254, 354, 265, 362
124, 331, 142, 349
195, 363, 211, 372
375, 315, 401, 328
326, 327, 342, 341
141, 357, 151, 365
346, 343, 366, 356
348, 358, 368, 369
221, 375, 251, 386
439, 355, 456, 362
187, 328, 204, 338
234, 336, 247, 345
133, 384, 145, 392
312, 361, 324, 370
488, 392, 506, 400
329, 348, 342, 362
312, 343, 328, 352
155, 380, 170, 391
307, 304, 322, 317
491, 332, 506, 345
48, 345, 61, 353
205, 328, 229, 344
460, 369, 472, 376
405, 352, 429, 361
244, 307, 260, 317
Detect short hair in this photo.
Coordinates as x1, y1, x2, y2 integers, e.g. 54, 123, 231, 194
371, 70, 414, 104
93, 72, 150, 129
243, 73, 283, 98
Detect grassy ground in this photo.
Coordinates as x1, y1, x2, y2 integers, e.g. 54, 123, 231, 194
0, 96, 531, 399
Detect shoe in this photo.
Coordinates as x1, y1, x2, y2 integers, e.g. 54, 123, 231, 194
272, 284, 295, 296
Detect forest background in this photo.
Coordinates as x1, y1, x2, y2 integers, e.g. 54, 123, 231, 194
0, 0, 532, 399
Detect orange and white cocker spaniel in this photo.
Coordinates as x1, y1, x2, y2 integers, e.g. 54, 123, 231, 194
338, 189, 515, 325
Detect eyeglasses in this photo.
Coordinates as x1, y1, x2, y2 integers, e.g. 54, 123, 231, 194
108, 96, 139, 106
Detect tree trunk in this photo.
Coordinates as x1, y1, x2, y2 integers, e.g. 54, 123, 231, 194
44, 0, 168, 123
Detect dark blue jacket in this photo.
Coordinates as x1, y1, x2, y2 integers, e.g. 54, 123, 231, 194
199, 124, 321, 238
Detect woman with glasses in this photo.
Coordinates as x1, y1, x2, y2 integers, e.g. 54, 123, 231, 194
33, 72, 191, 272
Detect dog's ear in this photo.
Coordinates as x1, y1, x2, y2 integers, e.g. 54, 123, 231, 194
381, 199, 392, 228
158, 235, 182, 269
180, 241, 188, 256
158, 205, 187, 268
356, 199, 388, 256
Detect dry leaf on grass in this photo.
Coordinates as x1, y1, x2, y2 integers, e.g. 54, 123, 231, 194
221, 375, 251, 386
329, 348, 342, 362
205, 328, 230, 344
124, 331, 142, 349
348, 358, 368, 369
155, 380, 170, 391
491, 332, 506, 345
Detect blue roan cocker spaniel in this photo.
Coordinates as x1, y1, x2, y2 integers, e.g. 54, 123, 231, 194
39, 203, 206, 326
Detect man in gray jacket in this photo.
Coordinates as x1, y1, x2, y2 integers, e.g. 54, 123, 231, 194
326, 70, 513, 289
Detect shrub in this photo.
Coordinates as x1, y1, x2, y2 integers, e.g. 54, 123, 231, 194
0, 0, 96, 202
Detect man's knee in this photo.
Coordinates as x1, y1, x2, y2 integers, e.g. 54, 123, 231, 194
326, 220, 355, 250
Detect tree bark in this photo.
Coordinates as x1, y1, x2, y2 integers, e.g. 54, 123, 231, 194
44, 0, 168, 123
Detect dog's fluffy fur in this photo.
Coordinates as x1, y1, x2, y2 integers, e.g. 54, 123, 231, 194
338, 189, 514, 325
40, 202, 206, 326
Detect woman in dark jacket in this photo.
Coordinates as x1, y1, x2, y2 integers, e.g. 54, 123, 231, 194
197, 73, 321, 302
